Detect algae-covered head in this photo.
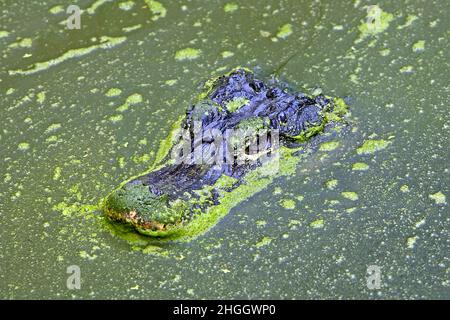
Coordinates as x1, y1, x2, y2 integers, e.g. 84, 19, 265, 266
103, 180, 189, 233
102, 68, 349, 237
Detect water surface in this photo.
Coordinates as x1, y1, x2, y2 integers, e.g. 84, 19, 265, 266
0, 0, 448, 298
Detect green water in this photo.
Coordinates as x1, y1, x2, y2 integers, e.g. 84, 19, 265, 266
1, 0, 448, 299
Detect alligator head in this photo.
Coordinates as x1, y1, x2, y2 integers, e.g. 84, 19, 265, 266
103, 68, 348, 237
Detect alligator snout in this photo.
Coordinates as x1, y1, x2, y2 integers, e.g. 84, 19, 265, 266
103, 180, 189, 233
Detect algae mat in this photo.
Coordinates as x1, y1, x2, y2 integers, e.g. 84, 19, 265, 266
0, 0, 448, 299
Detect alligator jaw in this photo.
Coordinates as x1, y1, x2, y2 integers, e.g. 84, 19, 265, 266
106, 208, 167, 231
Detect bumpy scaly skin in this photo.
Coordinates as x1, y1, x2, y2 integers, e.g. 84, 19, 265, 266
103, 69, 347, 235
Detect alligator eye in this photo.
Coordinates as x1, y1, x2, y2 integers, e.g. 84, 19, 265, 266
278, 112, 287, 123
266, 88, 282, 99
250, 80, 264, 93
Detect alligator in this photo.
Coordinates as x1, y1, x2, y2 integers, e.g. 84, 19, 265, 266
103, 68, 349, 239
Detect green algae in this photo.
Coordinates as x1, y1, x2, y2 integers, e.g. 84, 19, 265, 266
400, 185, 410, 193
255, 236, 272, 248
415, 218, 426, 229
53, 167, 62, 181
292, 123, 325, 142
118, 157, 126, 169
256, 220, 267, 227
9, 38, 32, 49
49, 5, 64, 14
213, 175, 238, 190
325, 179, 338, 190
406, 236, 418, 249
260, 30, 271, 38
398, 14, 418, 29
126, 93, 143, 104
116, 93, 143, 112
105, 88, 122, 97
352, 162, 369, 171
165, 79, 178, 86
18, 142, 30, 151
46, 135, 59, 144
429, 192, 446, 205
174, 48, 201, 61
379, 48, 390, 56
412, 40, 425, 52
319, 141, 340, 152
0, 30, 9, 38
400, 65, 414, 73
122, 25, 142, 33
53, 201, 99, 219
341, 191, 359, 201
221, 51, 234, 59
357, 5, 394, 41
109, 114, 124, 123
225, 97, 249, 112
224, 3, 239, 13
119, 1, 135, 11
273, 187, 283, 195
280, 199, 296, 210
87, 0, 113, 15
276, 24, 293, 39
9, 36, 127, 76
45, 123, 62, 134
144, 0, 167, 21
4, 173, 12, 183
310, 219, 324, 229
36, 92, 46, 104
357, 139, 390, 155
141, 245, 169, 256
132, 153, 151, 164
79, 250, 97, 260
346, 207, 357, 214
288, 219, 301, 228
